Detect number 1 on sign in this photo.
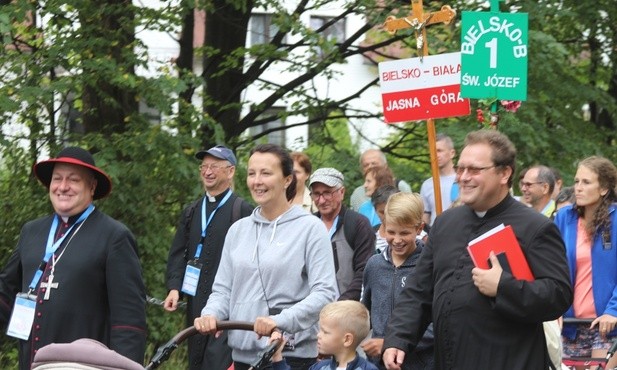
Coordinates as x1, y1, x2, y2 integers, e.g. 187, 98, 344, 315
485, 38, 497, 68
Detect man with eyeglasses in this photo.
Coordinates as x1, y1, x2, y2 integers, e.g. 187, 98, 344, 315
382, 130, 572, 370
309, 168, 375, 301
520, 165, 557, 218
163, 145, 253, 370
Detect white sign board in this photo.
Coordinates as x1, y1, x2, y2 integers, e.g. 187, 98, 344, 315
379, 52, 470, 123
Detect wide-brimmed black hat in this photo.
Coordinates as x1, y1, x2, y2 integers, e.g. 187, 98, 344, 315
33, 147, 112, 200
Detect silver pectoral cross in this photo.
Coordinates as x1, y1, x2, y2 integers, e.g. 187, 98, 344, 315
40, 274, 59, 300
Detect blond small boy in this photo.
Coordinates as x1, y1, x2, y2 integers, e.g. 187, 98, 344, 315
271, 301, 378, 370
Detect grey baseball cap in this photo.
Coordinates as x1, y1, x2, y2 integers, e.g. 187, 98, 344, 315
309, 168, 345, 188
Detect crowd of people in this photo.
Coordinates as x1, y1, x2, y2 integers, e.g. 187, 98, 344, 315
0, 129, 616, 370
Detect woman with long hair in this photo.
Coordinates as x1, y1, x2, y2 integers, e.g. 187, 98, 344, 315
359, 166, 395, 228
555, 156, 617, 370
194, 144, 337, 370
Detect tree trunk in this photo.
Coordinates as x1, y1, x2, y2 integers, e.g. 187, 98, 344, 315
80, 0, 137, 135
201, 0, 253, 146
176, 2, 196, 135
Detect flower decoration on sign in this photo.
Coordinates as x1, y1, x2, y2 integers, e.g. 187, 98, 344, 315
500, 100, 522, 112
475, 99, 522, 128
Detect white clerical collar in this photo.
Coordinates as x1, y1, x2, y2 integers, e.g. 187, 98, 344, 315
206, 188, 231, 203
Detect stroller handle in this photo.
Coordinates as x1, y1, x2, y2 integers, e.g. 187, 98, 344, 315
170, 320, 255, 343
145, 320, 255, 370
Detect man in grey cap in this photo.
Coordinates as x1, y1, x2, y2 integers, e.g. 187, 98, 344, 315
310, 168, 375, 300
164, 145, 253, 370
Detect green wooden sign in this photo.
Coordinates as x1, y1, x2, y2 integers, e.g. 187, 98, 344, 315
460, 11, 528, 100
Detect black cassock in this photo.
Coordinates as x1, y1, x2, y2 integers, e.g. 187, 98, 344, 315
384, 196, 573, 370
0, 208, 146, 370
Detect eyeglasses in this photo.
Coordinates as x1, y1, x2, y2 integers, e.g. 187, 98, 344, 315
199, 163, 232, 172
519, 181, 543, 189
310, 189, 340, 201
454, 165, 496, 176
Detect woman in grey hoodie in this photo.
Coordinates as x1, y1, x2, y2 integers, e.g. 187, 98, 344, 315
194, 144, 338, 370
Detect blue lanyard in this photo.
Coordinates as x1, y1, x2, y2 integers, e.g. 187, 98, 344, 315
28, 204, 95, 292
328, 215, 339, 240
193, 190, 233, 260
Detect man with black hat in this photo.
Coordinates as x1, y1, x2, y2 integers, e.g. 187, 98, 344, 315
0, 147, 147, 369
164, 145, 253, 370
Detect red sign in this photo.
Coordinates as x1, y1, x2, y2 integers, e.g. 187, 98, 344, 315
378, 52, 470, 123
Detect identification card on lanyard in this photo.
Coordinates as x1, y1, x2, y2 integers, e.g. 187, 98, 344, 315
181, 260, 203, 296
7, 205, 95, 340
6, 293, 37, 340
181, 191, 232, 296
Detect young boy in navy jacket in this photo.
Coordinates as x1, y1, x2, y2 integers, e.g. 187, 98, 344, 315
270, 301, 377, 370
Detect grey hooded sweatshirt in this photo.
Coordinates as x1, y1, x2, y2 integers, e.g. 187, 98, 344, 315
201, 205, 337, 364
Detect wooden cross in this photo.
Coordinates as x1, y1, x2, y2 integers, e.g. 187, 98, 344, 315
383, 1, 456, 57
381, 0, 458, 218
40, 274, 59, 300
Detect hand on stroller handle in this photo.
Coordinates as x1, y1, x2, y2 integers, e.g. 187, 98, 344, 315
563, 316, 617, 331
562, 317, 617, 369
146, 320, 279, 370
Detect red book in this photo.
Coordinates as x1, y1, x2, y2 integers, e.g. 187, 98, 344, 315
467, 224, 535, 281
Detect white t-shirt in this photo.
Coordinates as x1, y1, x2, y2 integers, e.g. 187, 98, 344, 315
375, 230, 388, 254
420, 173, 457, 226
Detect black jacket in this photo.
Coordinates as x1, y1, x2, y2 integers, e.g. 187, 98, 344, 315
383, 196, 573, 370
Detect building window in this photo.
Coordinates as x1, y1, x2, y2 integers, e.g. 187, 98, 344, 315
250, 108, 286, 146
249, 13, 279, 46
310, 16, 346, 43
309, 16, 346, 58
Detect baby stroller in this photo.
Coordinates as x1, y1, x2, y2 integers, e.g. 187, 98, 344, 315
31, 321, 281, 370
561, 318, 617, 370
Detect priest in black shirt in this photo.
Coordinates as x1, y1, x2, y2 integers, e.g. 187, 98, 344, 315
0, 147, 146, 369
382, 130, 572, 370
